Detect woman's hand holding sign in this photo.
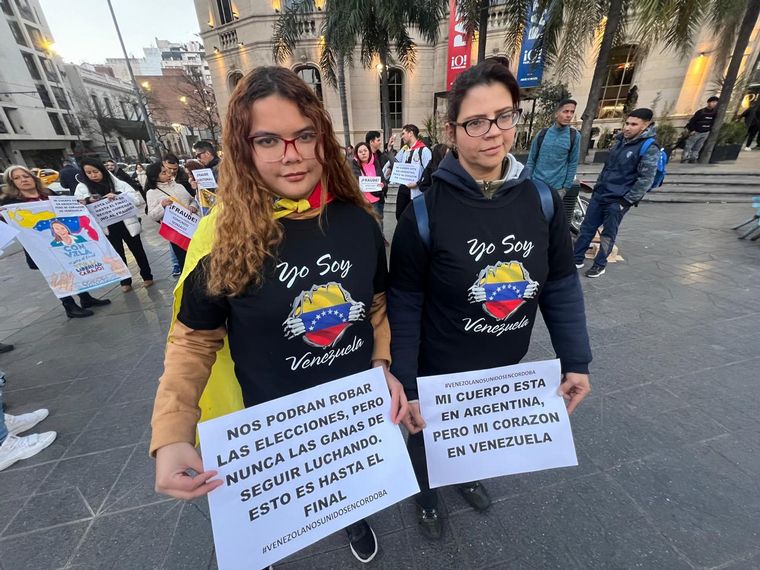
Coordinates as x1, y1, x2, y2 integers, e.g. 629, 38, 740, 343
559, 373, 591, 414
155, 442, 223, 500
373, 360, 409, 426
402, 402, 426, 435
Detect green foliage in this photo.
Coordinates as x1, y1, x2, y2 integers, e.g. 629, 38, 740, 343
656, 122, 678, 149
524, 80, 572, 133
597, 129, 615, 149
422, 114, 442, 145
716, 121, 748, 145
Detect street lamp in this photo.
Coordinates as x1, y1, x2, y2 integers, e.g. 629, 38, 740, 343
179, 96, 188, 104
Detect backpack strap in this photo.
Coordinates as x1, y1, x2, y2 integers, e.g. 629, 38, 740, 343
534, 128, 548, 161
412, 194, 431, 251
639, 138, 656, 156
533, 179, 555, 222
569, 128, 577, 152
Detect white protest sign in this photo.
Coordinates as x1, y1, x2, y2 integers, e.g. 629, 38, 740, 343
49, 195, 87, 217
199, 367, 419, 569
86, 195, 139, 227
418, 359, 578, 488
158, 202, 199, 250
1, 201, 129, 297
0, 222, 19, 251
358, 176, 382, 193
192, 167, 218, 188
389, 163, 420, 186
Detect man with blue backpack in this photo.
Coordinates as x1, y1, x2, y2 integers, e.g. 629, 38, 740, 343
574, 108, 665, 278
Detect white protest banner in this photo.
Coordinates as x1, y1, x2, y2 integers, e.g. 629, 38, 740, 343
86, 195, 139, 227
389, 163, 420, 186
158, 202, 199, 250
358, 176, 383, 193
198, 367, 419, 569
418, 359, 578, 488
0, 222, 19, 251
1, 201, 130, 298
192, 167, 218, 189
49, 195, 87, 217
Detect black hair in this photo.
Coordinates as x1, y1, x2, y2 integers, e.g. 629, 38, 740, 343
402, 124, 419, 137
79, 157, 114, 194
145, 161, 164, 191
352, 142, 372, 165
192, 140, 216, 155
447, 60, 521, 123
429, 143, 449, 171
557, 98, 577, 110
103, 158, 116, 164
365, 130, 381, 144
628, 108, 654, 121
707, 96, 719, 103
162, 153, 179, 164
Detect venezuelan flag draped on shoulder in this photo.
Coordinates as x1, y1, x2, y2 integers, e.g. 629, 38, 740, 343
168, 206, 244, 428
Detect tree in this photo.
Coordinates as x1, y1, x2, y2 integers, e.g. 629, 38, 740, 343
71, 91, 115, 158
699, 0, 760, 163
274, 0, 448, 142
174, 71, 221, 146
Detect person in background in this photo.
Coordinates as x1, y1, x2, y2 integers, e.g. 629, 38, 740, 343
573, 108, 660, 278
76, 158, 154, 292
351, 142, 385, 219
526, 98, 581, 223
740, 99, 760, 151
104, 159, 143, 193
162, 154, 195, 197
393, 124, 432, 220
58, 157, 81, 194
0, 392, 56, 471
145, 161, 198, 273
133, 163, 147, 193
418, 143, 449, 193
191, 140, 221, 182
183, 160, 204, 192
365, 130, 396, 222
1, 166, 111, 318
682, 96, 719, 162
345, 144, 355, 161
388, 60, 591, 539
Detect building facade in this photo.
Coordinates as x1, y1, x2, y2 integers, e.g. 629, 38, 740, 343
64, 63, 149, 161
105, 39, 212, 88
193, 0, 760, 149
0, 0, 81, 169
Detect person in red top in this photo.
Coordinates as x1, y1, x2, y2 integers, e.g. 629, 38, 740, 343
0, 166, 111, 318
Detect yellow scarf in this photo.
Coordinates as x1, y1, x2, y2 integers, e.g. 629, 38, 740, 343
272, 197, 311, 219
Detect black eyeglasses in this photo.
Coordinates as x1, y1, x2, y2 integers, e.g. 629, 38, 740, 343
453, 109, 523, 137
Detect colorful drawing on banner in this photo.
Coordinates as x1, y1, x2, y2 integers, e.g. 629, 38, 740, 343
467, 261, 538, 320
198, 367, 419, 569
418, 359, 578, 488
198, 188, 217, 216
1, 201, 129, 298
283, 283, 365, 348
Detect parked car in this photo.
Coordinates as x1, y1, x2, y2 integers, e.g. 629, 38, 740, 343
30, 168, 59, 186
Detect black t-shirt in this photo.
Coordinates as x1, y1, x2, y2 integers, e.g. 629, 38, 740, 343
179, 201, 387, 406
390, 179, 575, 377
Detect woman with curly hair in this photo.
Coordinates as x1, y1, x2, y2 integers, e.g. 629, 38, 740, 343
150, 67, 408, 564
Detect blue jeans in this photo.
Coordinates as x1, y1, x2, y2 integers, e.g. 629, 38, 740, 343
169, 243, 179, 268
0, 372, 7, 444
372, 201, 384, 230
574, 194, 630, 268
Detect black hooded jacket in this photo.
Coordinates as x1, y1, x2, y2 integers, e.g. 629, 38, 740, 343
388, 152, 592, 399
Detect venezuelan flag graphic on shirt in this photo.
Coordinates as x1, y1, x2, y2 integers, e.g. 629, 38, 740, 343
467, 261, 538, 321
284, 283, 365, 348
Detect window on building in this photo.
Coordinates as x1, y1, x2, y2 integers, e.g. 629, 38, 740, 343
104, 98, 114, 117
52, 86, 69, 110
598, 44, 638, 119
380, 68, 404, 129
216, 0, 233, 24
295, 66, 322, 102
22, 52, 41, 80
63, 113, 80, 136
6, 108, 23, 133
48, 112, 65, 135
91, 94, 102, 116
39, 57, 58, 82
15, 0, 34, 20
228, 71, 243, 93
120, 101, 130, 119
132, 102, 141, 120
1, 0, 14, 16
36, 84, 53, 108
25, 25, 44, 51
0, 110, 9, 134
9, 21, 27, 46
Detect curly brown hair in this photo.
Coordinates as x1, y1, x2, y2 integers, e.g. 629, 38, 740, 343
207, 66, 372, 297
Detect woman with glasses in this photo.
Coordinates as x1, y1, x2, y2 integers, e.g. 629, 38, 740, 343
151, 67, 408, 565
388, 60, 592, 539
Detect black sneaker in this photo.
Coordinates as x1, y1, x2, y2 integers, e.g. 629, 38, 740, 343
171, 265, 181, 277
81, 297, 111, 309
585, 265, 606, 278
458, 481, 491, 512
345, 520, 378, 563
0, 343, 13, 354
65, 305, 94, 318
416, 505, 443, 539
575, 261, 585, 269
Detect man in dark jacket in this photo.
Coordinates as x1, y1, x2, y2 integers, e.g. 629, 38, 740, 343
573, 108, 660, 278
682, 96, 719, 163
740, 99, 760, 151
58, 158, 81, 193
192, 140, 221, 187
104, 159, 142, 192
